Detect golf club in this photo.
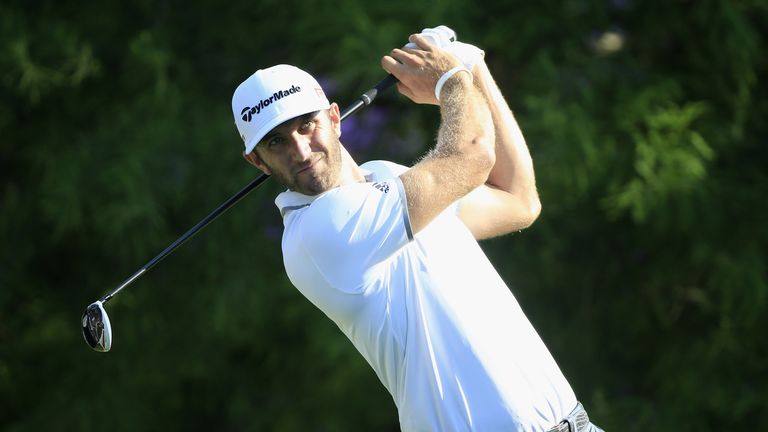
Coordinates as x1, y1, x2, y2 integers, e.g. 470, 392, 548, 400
81, 73, 398, 352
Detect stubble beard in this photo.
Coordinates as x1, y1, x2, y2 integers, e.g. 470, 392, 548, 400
270, 137, 343, 196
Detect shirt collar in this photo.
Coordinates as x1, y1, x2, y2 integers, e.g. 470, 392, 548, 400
274, 169, 374, 218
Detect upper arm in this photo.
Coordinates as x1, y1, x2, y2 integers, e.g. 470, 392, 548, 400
399, 150, 495, 235
457, 184, 542, 240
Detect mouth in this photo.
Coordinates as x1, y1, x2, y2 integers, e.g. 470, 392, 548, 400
295, 156, 321, 175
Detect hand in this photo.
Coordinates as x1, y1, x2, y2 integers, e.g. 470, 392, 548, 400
381, 33, 466, 105
405, 26, 485, 72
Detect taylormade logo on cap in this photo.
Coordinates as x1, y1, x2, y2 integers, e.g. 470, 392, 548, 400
232, 65, 330, 155
240, 85, 302, 122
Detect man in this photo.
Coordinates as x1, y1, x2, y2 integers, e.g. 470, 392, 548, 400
231, 32, 603, 432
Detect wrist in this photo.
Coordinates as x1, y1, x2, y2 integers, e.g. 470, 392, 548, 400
435, 66, 473, 102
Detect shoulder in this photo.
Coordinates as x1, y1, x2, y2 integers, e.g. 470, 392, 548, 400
360, 160, 410, 180
306, 181, 401, 225
287, 179, 411, 249
282, 180, 412, 288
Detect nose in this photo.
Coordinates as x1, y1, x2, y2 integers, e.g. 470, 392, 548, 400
287, 131, 312, 162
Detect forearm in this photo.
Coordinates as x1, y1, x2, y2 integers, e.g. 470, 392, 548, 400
432, 74, 495, 165
402, 73, 495, 234
382, 33, 498, 235
473, 62, 540, 211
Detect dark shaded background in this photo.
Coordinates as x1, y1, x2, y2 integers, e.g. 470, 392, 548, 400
2, 0, 766, 430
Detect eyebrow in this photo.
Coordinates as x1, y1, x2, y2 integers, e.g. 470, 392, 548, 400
259, 111, 319, 146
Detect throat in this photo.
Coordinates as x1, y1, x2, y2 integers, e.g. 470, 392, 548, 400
338, 145, 367, 185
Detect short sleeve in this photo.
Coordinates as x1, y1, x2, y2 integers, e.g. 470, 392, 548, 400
297, 178, 412, 293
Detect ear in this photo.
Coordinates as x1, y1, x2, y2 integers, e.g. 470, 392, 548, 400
243, 150, 272, 175
329, 102, 341, 137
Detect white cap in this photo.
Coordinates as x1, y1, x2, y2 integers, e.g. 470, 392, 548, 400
232, 65, 330, 154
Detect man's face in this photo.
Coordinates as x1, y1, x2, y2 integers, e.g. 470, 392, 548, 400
245, 103, 342, 196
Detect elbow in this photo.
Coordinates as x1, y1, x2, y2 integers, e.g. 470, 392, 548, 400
519, 196, 542, 229
503, 193, 541, 232
467, 131, 496, 185
476, 135, 496, 174
528, 196, 542, 224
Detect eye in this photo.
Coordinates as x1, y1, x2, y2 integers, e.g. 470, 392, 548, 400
266, 136, 284, 149
299, 119, 314, 133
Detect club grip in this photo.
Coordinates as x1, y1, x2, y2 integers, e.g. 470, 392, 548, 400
361, 74, 398, 105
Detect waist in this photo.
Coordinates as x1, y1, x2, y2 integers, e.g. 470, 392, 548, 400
547, 402, 591, 432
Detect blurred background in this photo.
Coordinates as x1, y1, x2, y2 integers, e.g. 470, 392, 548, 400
1, 0, 766, 430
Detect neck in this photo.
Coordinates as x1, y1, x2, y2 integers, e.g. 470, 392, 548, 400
337, 145, 366, 185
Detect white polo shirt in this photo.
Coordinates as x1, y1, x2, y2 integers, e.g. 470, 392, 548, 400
275, 160, 577, 432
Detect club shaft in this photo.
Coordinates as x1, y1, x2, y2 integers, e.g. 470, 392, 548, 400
340, 74, 398, 121
98, 73, 398, 304
99, 173, 270, 303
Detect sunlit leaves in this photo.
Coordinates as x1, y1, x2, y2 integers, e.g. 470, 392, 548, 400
1, 0, 766, 430
1, 12, 100, 103
605, 97, 713, 223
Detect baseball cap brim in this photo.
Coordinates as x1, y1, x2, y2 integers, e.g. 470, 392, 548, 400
243, 104, 327, 155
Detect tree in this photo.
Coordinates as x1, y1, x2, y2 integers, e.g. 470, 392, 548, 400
1, 0, 766, 430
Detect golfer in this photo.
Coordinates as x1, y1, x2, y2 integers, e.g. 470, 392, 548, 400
232, 32, 603, 432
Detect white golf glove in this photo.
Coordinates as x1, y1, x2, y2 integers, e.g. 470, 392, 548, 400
403, 25, 485, 72
400, 25, 486, 101
444, 41, 485, 72
403, 25, 457, 49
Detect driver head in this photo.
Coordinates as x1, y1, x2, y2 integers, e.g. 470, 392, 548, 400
82, 301, 112, 352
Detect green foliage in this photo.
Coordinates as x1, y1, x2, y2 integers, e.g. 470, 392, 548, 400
1, 0, 766, 431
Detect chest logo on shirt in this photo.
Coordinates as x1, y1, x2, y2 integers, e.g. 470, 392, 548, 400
371, 182, 390, 193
